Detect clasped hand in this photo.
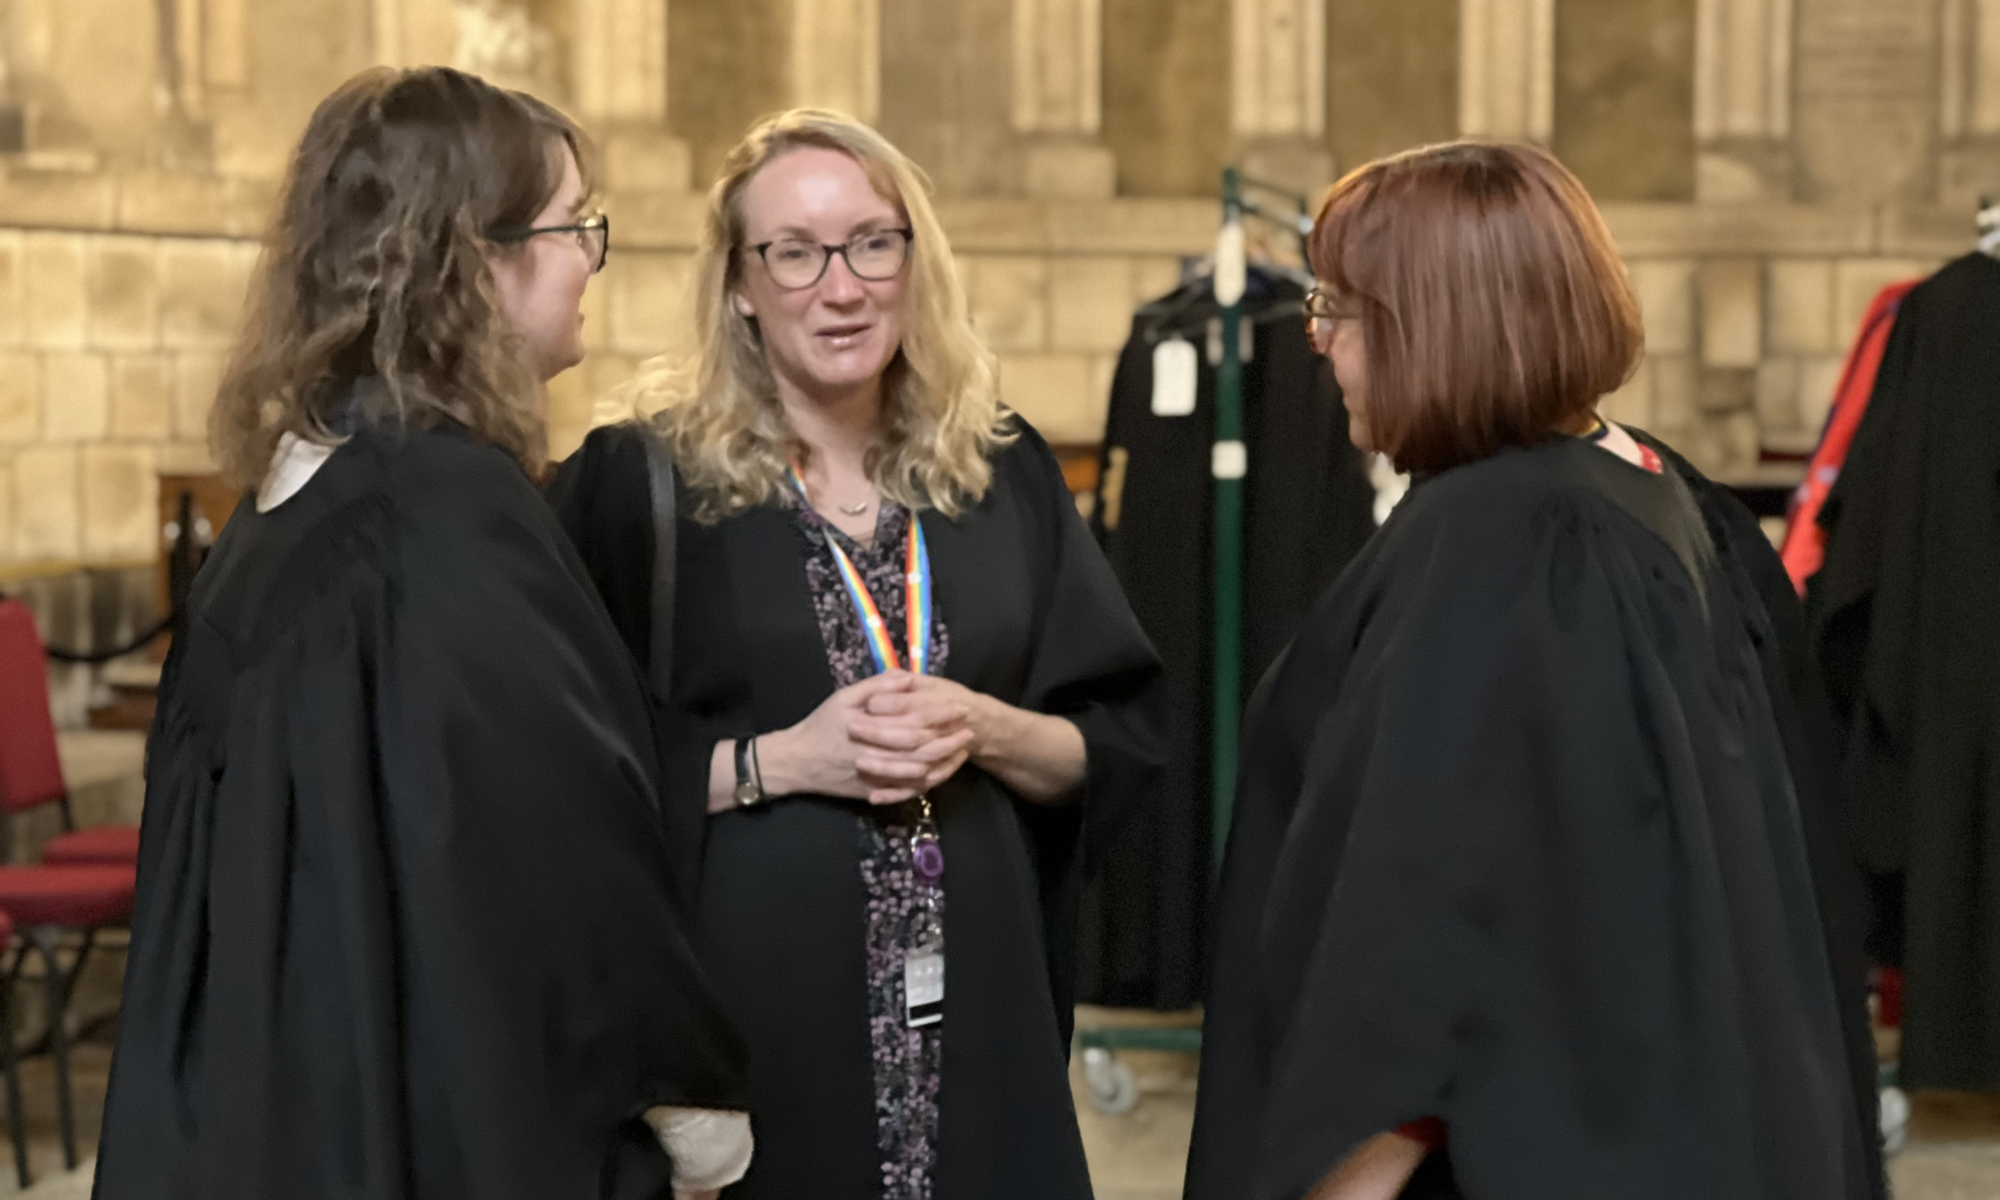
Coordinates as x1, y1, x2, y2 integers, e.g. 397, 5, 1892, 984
793, 671, 980, 806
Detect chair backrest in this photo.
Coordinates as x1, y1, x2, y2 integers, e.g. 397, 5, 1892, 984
0, 598, 66, 813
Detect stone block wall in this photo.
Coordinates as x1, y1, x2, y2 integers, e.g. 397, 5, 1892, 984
0, 185, 1971, 572
0, 179, 262, 571
0, 0, 1995, 586
1595, 205, 1957, 472
584, 195, 1965, 472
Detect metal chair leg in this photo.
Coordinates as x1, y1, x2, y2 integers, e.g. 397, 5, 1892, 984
64, 929, 93, 992
33, 932, 76, 1171
0, 950, 27, 1190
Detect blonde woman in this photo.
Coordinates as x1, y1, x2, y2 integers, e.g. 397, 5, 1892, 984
548, 110, 1164, 1200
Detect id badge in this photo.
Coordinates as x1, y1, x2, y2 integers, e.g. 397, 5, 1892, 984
904, 944, 945, 1028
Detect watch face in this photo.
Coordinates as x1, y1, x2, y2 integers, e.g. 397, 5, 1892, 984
735, 782, 761, 806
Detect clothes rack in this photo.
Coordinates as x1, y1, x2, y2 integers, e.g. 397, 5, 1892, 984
1076, 170, 1330, 1113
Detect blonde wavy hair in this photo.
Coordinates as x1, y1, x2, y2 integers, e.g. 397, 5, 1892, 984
628, 109, 1010, 521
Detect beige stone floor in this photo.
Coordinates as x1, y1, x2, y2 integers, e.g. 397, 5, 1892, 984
0, 1040, 108, 1198
0, 1000, 1994, 1198
1068, 1007, 2000, 1200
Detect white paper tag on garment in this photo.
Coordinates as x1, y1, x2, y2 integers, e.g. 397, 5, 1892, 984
1151, 338, 1198, 417
1212, 439, 1247, 480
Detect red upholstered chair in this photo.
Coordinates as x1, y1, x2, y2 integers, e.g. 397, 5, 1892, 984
0, 599, 142, 867
0, 866, 134, 1171
0, 599, 141, 1168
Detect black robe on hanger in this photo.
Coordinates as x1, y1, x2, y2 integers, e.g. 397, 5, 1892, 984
1077, 271, 1377, 1010
1807, 250, 2000, 1090
1187, 435, 1873, 1200
548, 418, 1164, 1200
96, 420, 747, 1200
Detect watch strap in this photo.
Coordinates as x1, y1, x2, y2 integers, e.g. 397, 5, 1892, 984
733, 737, 765, 807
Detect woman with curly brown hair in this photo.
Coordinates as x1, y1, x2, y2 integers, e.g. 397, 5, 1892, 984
95, 67, 750, 1200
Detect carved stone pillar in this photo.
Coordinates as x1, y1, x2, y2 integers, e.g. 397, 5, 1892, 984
1794, 0, 1939, 204
1458, 0, 1554, 141
204, 0, 251, 90
572, 0, 687, 191
151, 0, 220, 168
1012, 0, 1116, 197
1232, 0, 1332, 196
456, 0, 564, 96
1940, 0, 2000, 207
1693, 0, 1794, 199
373, 0, 461, 67
792, 0, 880, 121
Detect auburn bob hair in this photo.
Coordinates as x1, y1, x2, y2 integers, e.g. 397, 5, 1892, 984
1309, 141, 1643, 475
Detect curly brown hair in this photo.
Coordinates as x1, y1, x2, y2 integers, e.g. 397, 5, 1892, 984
210, 66, 594, 487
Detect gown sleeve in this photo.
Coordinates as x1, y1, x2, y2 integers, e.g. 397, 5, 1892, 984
992, 421, 1166, 1036
546, 422, 720, 906
286, 473, 748, 1197
545, 422, 661, 671
1642, 434, 1887, 1200
1008, 420, 1167, 866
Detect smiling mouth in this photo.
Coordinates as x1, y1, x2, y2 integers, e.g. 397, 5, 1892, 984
816, 324, 871, 344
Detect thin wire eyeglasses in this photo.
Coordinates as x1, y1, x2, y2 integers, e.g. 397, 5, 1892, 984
490, 213, 610, 274
1304, 285, 1342, 349
749, 227, 915, 290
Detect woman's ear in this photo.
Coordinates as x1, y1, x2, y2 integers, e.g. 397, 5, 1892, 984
731, 291, 756, 319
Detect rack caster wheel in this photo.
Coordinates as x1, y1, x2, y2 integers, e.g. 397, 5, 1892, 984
1084, 1046, 1140, 1115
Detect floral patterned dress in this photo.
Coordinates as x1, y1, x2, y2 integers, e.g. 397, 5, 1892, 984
792, 495, 948, 1200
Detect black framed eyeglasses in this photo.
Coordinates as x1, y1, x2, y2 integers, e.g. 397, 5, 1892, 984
750, 227, 914, 290
490, 212, 610, 273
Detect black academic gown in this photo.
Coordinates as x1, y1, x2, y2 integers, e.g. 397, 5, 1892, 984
95, 419, 748, 1200
547, 417, 1164, 1200
1640, 432, 1885, 1199
1080, 274, 1377, 1009
1186, 436, 1872, 1200
1806, 251, 2000, 1091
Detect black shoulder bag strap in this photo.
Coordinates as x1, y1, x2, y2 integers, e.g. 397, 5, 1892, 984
641, 430, 679, 697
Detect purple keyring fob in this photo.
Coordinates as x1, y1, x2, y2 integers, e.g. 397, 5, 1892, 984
913, 835, 945, 883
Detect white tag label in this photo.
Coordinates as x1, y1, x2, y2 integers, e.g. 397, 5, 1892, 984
1151, 339, 1198, 417
1212, 440, 1247, 480
905, 950, 945, 1027
1214, 219, 1247, 306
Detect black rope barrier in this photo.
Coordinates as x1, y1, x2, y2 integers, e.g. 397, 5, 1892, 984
8, 485, 207, 666
42, 615, 174, 664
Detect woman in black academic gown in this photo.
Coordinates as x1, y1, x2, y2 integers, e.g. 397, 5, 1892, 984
1184, 141, 1882, 1200
547, 110, 1163, 1200
95, 68, 749, 1200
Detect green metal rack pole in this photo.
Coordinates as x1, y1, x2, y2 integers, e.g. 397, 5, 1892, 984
1076, 167, 1254, 1091
1210, 167, 1247, 878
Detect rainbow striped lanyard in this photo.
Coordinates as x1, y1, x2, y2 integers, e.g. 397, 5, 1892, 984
788, 464, 933, 677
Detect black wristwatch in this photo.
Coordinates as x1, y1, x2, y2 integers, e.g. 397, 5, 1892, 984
733, 736, 767, 807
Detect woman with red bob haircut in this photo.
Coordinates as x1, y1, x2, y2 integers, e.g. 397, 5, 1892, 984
1185, 141, 1882, 1200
